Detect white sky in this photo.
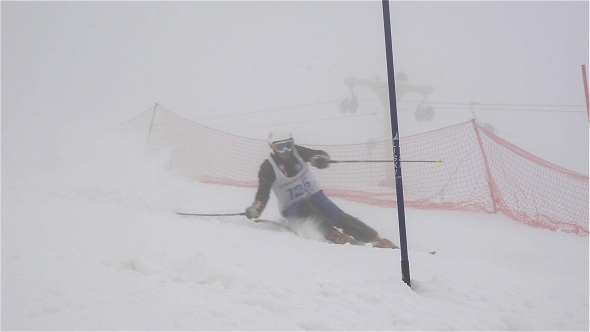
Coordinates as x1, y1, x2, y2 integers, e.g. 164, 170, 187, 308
2, 1, 589, 173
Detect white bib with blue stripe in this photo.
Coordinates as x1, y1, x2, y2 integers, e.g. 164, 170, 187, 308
268, 150, 322, 213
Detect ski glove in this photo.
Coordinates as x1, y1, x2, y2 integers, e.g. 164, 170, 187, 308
245, 201, 263, 220
310, 153, 330, 169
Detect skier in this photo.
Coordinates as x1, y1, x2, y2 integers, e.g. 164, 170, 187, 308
244, 130, 397, 248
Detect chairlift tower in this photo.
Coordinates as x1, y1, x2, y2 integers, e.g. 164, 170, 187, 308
342, 75, 434, 142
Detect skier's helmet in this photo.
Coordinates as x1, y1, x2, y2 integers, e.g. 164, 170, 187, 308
268, 130, 294, 154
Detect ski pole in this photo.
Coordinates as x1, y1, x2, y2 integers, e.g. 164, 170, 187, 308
176, 212, 246, 217
329, 159, 442, 164
176, 212, 292, 230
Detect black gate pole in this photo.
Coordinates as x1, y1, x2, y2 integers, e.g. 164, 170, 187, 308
381, 0, 411, 287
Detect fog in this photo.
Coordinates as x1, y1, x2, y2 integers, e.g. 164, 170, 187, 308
2, 1, 588, 175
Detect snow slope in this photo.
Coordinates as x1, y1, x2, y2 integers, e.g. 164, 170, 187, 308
2, 133, 588, 331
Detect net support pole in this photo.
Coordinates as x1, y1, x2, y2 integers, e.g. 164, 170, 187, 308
145, 103, 159, 156
581, 65, 589, 123
381, 0, 411, 288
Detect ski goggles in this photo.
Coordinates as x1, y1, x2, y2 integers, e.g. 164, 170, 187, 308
272, 139, 294, 153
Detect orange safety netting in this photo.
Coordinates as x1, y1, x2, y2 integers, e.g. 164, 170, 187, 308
121, 105, 589, 236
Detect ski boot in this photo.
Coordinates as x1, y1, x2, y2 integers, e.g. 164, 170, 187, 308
371, 236, 398, 249
325, 227, 356, 245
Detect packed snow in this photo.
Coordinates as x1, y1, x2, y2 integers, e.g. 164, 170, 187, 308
2, 131, 588, 331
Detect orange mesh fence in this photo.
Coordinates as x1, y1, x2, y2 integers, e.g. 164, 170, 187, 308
120, 105, 588, 236
476, 124, 589, 235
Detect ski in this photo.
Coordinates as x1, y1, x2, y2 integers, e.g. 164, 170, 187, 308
175, 212, 293, 233
253, 218, 295, 233
175, 212, 433, 252
176, 211, 245, 217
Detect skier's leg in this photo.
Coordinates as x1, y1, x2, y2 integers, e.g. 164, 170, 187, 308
305, 191, 375, 240
282, 199, 336, 240
306, 191, 345, 221
306, 191, 397, 248
290, 194, 359, 244
303, 191, 344, 233
337, 214, 397, 248
301, 191, 361, 244
335, 213, 378, 243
